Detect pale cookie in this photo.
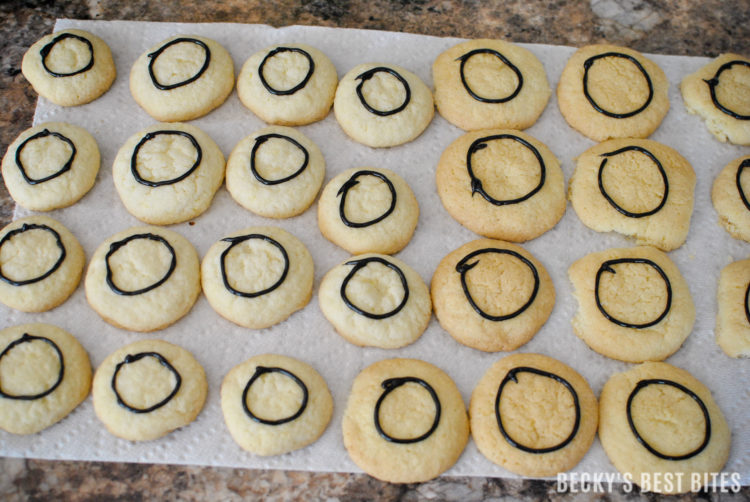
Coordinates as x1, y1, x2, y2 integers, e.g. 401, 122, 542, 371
436, 129, 565, 241
715, 258, 750, 358
84, 226, 200, 332
0, 215, 85, 313
0, 323, 91, 435
318, 253, 431, 349
317, 167, 419, 254
712, 155, 750, 241
113, 122, 225, 225
237, 43, 338, 126
569, 138, 695, 251
431, 239, 555, 352
681, 54, 750, 145
557, 44, 669, 141
2, 122, 100, 211
433, 39, 551, 131
470, 353, 598, 477
22, 29, 116, 106
201, 226, 313, 329
342, 358, 469, 483
130, 35, 234, 121
92, 339, 207, 441
568, 246, 695, 363
221, 354, 333, 456
333, 63, 434, 147
226, 126, 325, 218
599, 362, 731, 494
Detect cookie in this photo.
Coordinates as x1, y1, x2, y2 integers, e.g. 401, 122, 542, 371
681, 54, 750, 145
21, 29, 116, 107
130, 35, 234, 121
715, 258, 750, 358
436, 129, 565, 241
226, 126, 325, 218
237, 43, 338, 126
112, 122, 225, 225
92, 339, 207, 441
84, 226, 200, 332
2, 122, 100, 211
0, 323, 91, 435
568, 246, 695, 363
201, 226, 313, 329
318, 253, 431, 349
431, 239, 555, 352
221, 354, 333, 456
569, 138, 696, 251
342, 358, 469, 483
433, 39, 551, 131
712, 155, 750, 241
599, 362, 731, 494
0, 215, 85, 313
317, 167, 419, 254
333, 63, 434, 148
557, 44, 669, 141
470, 353, 598, 477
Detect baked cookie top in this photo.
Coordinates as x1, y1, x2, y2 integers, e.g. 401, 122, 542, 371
712, 155, 750, 242
715, 258, 750, 358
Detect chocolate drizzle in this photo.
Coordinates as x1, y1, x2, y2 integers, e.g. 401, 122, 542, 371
456, 248, 539, 321
495, 366, 581, 454
456, 48, 523, 103
598, 145, 668, 218
627, 379, 711, 460
340, 256, 409, 319
466, 134, 545, 206
583, 52, 654, 118
337, 170, 396, 227
0, 223, 66, 286
258, 47, 315, 95
105, 233, 176, 296
242, 366, 309, 425
703, 60, 750, 120
0, 333, 64, 400
15, 129, 76, 185
735, 159, 750, 211
40, 32, 94, 77
111, 352, 182, 414
355, 67, 411, 116
147, 37, 210, 90
374, 377, 441, 444
131, 130, 202, 187
220, 234, 289, 298
595, 258, 672, 329
744, 282, 750, 326
250, 134, 309, 185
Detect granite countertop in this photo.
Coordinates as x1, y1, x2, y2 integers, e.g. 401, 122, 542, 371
1, 1, 748, 500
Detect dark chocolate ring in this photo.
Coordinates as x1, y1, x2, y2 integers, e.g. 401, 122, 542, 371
242, 366, 309, 425
374, 376, 441, 444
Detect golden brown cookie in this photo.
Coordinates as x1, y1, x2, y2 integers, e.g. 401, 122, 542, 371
715, 258, 750, 358
712, 155, 750, 242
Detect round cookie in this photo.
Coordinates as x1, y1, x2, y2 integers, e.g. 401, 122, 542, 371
470, 353, 598, 477
237, 43, 338, 126
342, 358, 469, 483
433, 39, 551, 131
84, 226, 200, 332
557, 44, 670, 141
333, 63, 434, 148
568, 246, 695, 363
130, 35, 234, 122
712, 155, 750, 242
92, 339, 207, 441
318, 253, 431, 349
599, 362, 731, 494
21, 29, 116, 106
0, 323, 91, 435
0, 215, 85, 313
221, 354, 333, 456
431, 239, 555, 352
201, 226, 313, 329
226, 126, 325, 218
436, 129, 565, 241
317, 167, 419, 254
2, 122, 100, 211
681, 54, 750, 145
569, 138, 696, 251
715, 258, 750, 358
112, 122, 225, 225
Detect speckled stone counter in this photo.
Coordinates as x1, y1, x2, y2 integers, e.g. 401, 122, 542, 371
1, 1, 748, 500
